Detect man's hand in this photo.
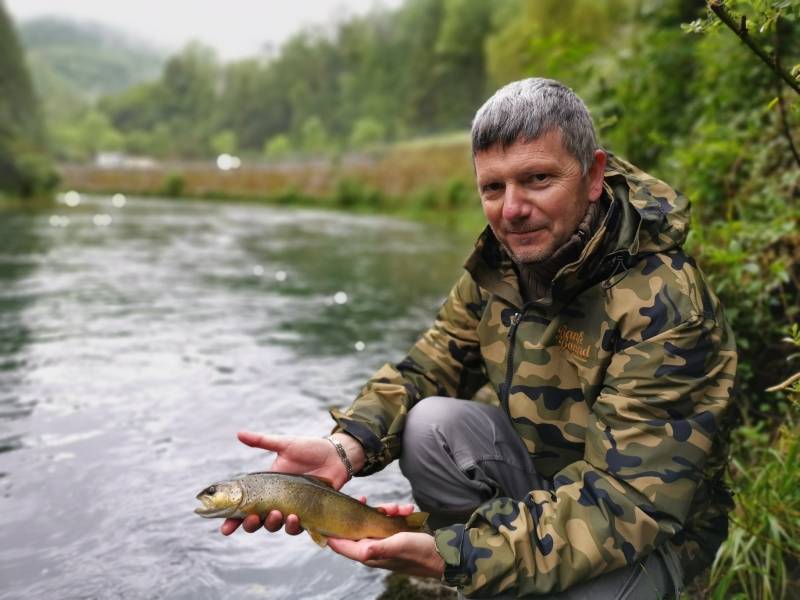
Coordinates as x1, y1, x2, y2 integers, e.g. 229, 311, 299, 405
326, 501, 445, 579
327, 532, 445, 579
220, 430, 366, 536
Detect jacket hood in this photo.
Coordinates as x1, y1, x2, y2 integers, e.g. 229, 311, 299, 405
603, 153, 690, 255
465, 153, 691, 307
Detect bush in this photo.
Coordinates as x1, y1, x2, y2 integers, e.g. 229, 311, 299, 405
332, 177, 384, 208
160, 172, 185, 197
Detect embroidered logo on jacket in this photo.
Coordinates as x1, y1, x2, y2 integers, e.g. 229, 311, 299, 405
556, 325, 590, 359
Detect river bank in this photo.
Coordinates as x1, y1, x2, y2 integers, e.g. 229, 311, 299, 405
57, 136, 487, 231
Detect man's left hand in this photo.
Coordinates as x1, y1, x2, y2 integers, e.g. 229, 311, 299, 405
326, 499, 445, 579
327, 531, 445, 579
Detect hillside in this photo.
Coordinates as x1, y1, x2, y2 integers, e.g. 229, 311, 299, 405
18, 16, 165, 121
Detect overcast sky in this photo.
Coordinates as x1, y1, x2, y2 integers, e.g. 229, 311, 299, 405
6, 0, 403, 59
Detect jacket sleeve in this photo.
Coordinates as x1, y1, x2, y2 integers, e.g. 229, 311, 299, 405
330, 270, 488, 474
435, 275, 738, 596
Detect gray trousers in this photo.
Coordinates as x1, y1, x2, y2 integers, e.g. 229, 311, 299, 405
399, 397, 683, 599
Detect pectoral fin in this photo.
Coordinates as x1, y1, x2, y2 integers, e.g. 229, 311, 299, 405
307, 528, 329, 547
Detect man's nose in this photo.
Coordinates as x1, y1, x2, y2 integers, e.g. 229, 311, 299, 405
501, 183, 531, 221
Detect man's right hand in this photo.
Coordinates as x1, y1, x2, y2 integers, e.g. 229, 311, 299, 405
220, 430, 365, 537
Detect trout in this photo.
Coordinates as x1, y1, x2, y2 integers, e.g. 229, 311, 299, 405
195, 471, 429, 547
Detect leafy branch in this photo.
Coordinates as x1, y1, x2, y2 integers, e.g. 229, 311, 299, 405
707, 0, 800, 95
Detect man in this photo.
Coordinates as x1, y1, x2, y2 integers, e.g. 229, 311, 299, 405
223, 78, 737, 598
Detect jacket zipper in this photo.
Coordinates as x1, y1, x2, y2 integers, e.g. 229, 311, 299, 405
502, 309, 524, 413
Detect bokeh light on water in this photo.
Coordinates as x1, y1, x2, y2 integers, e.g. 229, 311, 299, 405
0, 194, 473, 599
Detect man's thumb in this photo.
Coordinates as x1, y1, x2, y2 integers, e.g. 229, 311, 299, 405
237, 431, 290, 452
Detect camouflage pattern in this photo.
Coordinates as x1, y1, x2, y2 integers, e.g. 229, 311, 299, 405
331, 154, 737, 596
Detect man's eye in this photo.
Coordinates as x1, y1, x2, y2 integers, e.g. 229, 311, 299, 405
530, 174, 549, 183
482, 182, 503, 194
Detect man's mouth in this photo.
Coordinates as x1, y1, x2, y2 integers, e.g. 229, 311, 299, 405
507, 228, 543, 236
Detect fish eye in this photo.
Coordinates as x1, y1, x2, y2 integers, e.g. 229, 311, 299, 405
204, 485, 217, 496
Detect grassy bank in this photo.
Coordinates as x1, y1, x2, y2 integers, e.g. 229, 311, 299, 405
58, 135, 488, 230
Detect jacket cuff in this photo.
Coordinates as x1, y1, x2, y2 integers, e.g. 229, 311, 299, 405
435, 524, 471, 588
329, 409, 389, 475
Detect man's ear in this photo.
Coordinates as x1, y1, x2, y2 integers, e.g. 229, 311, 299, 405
587, 149, 607, 202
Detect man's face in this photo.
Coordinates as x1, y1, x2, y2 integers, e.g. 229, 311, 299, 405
474, 130, 606, 264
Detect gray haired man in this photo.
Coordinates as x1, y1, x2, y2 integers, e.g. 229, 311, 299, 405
223, 78, 737, 599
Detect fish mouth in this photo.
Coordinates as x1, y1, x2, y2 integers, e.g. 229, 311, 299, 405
194, 505, 233, 518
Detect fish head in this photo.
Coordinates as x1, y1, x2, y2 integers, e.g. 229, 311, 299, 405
194, 480, 243, 518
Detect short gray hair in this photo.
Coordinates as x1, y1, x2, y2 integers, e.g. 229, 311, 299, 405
471, 78, 598, 174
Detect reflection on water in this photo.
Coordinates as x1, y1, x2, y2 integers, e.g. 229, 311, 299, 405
0, 195, 474, 599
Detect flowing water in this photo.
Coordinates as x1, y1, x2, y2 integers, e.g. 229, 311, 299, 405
0, 194, 475, 599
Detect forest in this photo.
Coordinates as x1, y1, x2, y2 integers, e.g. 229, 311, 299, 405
1, 0, 799, 597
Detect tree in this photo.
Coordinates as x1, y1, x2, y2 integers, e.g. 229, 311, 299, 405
0, 1, 56, 197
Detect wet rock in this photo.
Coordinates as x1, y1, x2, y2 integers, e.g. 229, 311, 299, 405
378, 573, 457, 600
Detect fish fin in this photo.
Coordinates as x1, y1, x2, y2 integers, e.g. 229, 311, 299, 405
307, 528, 329, 548
302, 474, 336, 488
404, 511, 430, 532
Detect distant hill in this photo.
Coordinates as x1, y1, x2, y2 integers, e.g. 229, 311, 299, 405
19, 16, 166, 117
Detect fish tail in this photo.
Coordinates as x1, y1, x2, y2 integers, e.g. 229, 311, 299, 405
404, 511, 430, 532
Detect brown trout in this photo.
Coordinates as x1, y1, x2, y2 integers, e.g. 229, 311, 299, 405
195, 471, 429, 546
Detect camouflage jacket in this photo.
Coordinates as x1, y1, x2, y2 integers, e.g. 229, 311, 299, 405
331, 155, 737, 596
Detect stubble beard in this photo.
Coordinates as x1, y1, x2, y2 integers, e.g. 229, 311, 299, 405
492, 227, 557, 265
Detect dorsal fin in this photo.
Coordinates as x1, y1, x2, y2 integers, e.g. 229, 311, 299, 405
301, 474, 336, 488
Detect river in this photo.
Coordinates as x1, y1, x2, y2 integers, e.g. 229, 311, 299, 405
0, 194, 475, 599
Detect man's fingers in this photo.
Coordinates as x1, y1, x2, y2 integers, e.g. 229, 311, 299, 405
374, 502, 415, 517
221, 518, 242, 536
285, 514, 303, 535
264, 510, 284, 532
242, 514, 264, 533
327, 537, 375, 562
379, 503, 399, 515
237, 431, 290, 452
398, 503, 415, 516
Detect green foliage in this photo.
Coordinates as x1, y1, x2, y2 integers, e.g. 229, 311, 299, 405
332, 178, 385, 208
99, 42, 219, 158
708, 419, 800, 600
300, 116, 332, 155
263, 134, 292, 159
0, 2, 56, 197
707, 325, 800, 600
160, 172, 185, 197
210, 129, 237, 155
349, 117, 386, 148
